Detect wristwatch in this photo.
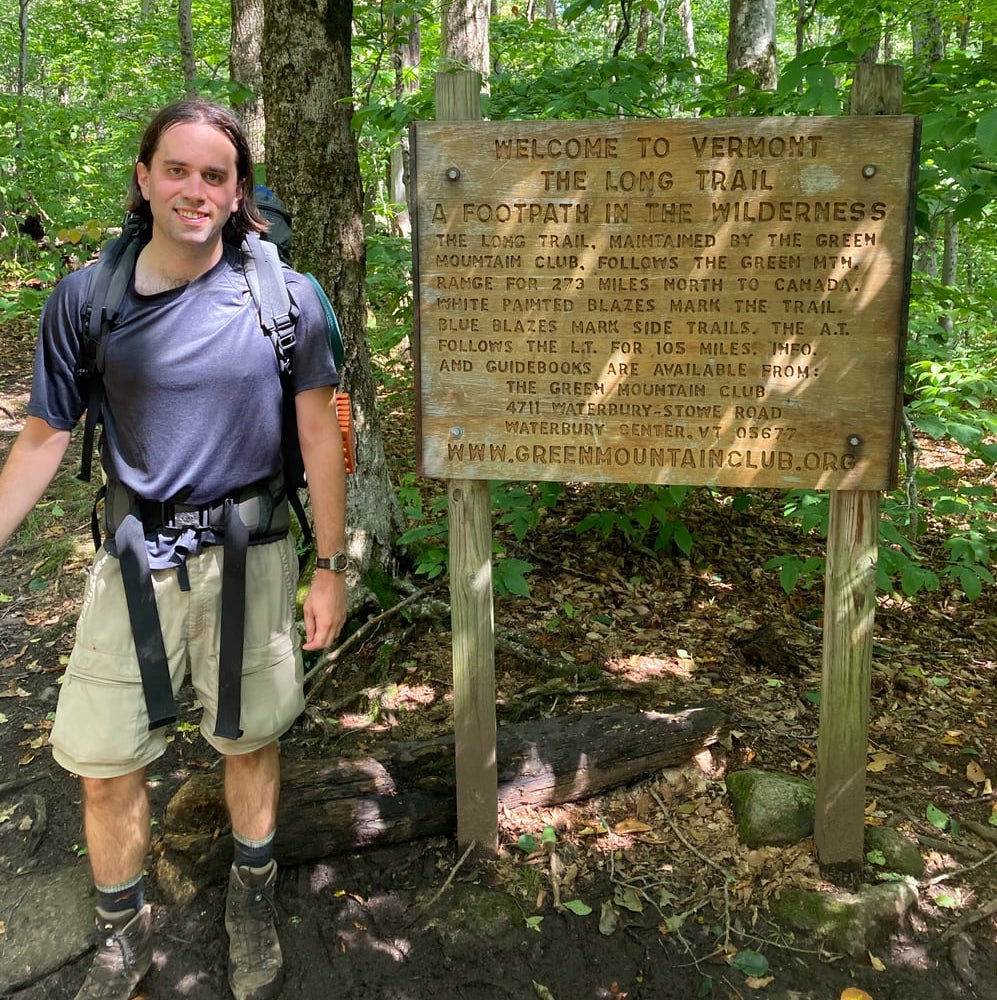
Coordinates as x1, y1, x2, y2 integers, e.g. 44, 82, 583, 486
315, 551, 350, 572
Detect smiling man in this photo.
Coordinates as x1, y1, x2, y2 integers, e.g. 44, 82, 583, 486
0, 99, 348, 1000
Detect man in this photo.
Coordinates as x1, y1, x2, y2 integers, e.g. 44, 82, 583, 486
0, 99, 348, 1000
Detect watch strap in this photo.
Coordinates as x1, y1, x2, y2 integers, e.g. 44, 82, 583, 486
315, 551, 350, 572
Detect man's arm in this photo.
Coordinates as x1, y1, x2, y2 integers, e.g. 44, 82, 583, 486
0, 416, 72, 548
295, 386, 348, 650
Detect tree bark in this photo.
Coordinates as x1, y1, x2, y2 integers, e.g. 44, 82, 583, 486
155, 703, 725, 899
390, 10, 420, 237
728, 0, 777, 99
677, 0, 701, 87
177, 0, 196, 95
18, 0, 29, 99
230, 0, 265, 164
442, 0, 490, 81
263, 0, 404, 574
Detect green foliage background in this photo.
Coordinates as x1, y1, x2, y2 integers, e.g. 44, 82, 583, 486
2, 0, 995, 600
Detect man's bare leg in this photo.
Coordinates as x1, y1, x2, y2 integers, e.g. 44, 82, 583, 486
82, 769, 150, 888
224, 741, 280, 841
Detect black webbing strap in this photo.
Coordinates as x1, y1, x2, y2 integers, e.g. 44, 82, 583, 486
214, 500, 249, 740
78, 222, 144, 484
114, 512, 178, 730
89, 483, 107, 551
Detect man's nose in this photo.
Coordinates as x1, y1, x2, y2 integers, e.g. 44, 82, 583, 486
182, 173, 206, 199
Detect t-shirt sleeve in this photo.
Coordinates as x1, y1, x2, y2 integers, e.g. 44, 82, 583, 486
25, 271, 89, 431
285, 270, 340, 394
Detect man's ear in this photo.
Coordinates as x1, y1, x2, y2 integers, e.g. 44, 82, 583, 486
135, 162, 150, 200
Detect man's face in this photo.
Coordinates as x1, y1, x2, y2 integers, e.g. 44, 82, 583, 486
135, 120, 241, 254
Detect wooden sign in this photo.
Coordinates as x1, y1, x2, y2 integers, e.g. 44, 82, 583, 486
411, 117, 919, 489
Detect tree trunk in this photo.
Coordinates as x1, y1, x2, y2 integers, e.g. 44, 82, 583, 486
677, 1, 701, 87
230, 0, 265, 164
17, 0, 29, 99
727, 0, 777, 101
913, 9, 953, 338
390, 11, 420, 238
177, 0, 196, 95
939, 211, 958, 338
442, 0, 490, 80
155, 703, 725, 900
636, 4, 650, 54
263, 0, 404, 574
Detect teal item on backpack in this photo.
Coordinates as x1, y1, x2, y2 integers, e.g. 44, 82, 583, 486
252, 184, 345, 370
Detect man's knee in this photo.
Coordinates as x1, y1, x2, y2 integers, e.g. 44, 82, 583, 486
81, 768, 147, 810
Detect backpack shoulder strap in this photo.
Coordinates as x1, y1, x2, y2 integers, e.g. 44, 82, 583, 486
242, 234, 311, 544
76, 215, 145, 483
242, 233, 295, 375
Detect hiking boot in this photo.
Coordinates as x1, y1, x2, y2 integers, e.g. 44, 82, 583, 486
73, 905, 153, 1000
225, 860, 284, 1000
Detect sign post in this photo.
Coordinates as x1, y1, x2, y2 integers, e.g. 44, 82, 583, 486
433, 72, 499, 857
814, 64, 909, 868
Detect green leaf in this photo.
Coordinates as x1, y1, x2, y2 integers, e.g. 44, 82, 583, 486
493, 557, 533, 598
977, 109, 997, 156
730, 949, 769, 977
866, 849, 887, 866
926, 803, 951, 831
613, 886, 644, 913
935, 892, 960, 909
562, 899, 592, 916
517, 834, 538, 853
525, 915, 544, 932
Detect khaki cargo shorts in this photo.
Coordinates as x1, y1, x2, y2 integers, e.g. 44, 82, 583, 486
50, 534, 304, 778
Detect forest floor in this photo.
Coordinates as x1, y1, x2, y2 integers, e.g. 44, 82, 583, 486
1, 315, 996, 1000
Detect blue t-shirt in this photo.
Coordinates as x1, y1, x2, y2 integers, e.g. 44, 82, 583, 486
28, 243, 339, 506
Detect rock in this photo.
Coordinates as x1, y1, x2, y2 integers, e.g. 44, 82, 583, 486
0, 863, 94, 993
865, 826, 925, 878
725, 769, 815, 847
423, 884, 523, 959
769, 882, 918, 957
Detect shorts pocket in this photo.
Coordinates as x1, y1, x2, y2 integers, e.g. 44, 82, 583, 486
201, 633, 304, 753
50, 649, 151, 772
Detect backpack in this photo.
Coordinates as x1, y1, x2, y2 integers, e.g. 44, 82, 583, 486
76, 190, 353, 554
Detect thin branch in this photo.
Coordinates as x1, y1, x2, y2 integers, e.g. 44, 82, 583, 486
407, 840, 477, 921
303, 578, 445, 698
650, 787, 732, 947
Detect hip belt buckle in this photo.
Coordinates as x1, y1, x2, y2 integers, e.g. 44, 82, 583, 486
172, 508, 208, 529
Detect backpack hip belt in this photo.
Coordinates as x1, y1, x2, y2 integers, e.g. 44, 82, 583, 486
103, 476, 290, 540
104, 476, 290, 740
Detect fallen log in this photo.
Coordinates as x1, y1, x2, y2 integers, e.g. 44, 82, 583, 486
155, 702, 724, 900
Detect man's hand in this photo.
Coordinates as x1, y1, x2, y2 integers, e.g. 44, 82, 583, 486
302, 567, 348, 650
